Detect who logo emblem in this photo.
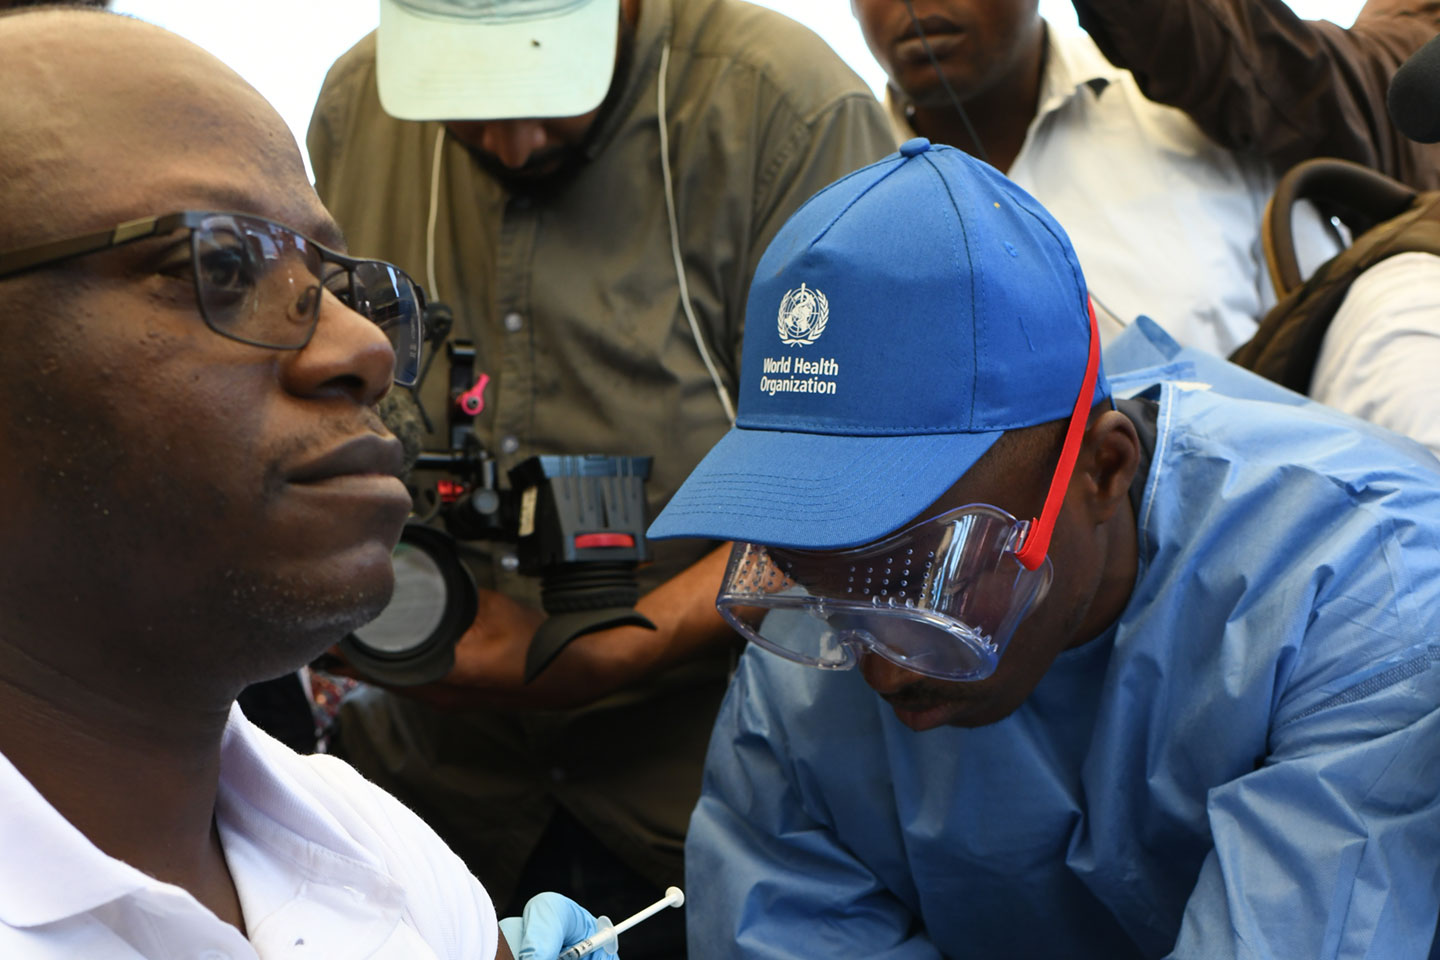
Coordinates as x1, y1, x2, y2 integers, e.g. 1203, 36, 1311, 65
777, 283, 829, 346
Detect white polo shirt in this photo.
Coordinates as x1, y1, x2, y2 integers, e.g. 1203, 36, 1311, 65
0, 705, 498, 960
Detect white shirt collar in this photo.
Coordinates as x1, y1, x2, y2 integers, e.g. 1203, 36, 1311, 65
0, 745, 155, 927
1033, 24, 1126, 116
886, 23, 1126, 142
0, 704, 401, 930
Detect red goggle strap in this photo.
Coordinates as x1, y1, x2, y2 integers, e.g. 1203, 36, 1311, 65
1014, 299, 1101, 571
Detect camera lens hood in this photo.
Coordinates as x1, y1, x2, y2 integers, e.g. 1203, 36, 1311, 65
338, 523, 477, 686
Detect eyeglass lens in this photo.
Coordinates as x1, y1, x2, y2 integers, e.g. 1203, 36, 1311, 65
344, 260, 422, 386
191, 214, 421, 385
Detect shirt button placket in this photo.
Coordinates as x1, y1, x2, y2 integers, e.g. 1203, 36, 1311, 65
495, 192, 538, 591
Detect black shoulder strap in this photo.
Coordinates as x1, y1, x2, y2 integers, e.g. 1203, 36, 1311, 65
1261, 158, 1417, 300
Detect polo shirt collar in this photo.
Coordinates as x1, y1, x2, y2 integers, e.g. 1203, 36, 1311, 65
0, 704, 402, 932
0, 748, 152, 927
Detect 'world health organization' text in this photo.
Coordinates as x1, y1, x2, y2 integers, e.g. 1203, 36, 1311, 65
759, 355, 840, 397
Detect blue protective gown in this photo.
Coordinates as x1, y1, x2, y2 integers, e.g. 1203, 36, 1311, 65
686, 322, 1440, 959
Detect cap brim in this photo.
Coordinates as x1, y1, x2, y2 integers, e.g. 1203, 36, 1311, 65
377, 0, 619, 121
647, 427, 1002, 550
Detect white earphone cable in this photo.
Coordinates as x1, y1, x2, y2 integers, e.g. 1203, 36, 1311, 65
426, 124, 446, 302
658, 43, 737, 425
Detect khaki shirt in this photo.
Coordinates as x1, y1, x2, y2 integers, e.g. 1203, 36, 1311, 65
308, 0, 894, 906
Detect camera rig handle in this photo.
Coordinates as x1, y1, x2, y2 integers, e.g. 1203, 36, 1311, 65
526, 608, 657, 684
512, 455, 658, 683
388, 335, 659, 686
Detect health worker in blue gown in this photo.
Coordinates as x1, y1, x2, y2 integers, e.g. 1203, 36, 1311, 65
647, 139, 1440, 960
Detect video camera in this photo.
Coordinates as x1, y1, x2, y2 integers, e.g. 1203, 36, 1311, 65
338, 304, 656, 686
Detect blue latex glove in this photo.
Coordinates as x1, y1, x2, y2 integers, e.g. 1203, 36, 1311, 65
499, 892, 611, 960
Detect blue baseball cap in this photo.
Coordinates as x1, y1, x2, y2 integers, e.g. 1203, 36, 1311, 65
648, 140, 1111, 549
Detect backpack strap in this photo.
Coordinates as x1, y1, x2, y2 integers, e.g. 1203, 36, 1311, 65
1262, 158, 1417, 299
1234, 159, 1440, 393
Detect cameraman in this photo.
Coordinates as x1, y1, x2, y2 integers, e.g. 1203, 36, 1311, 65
306, 0, 895, 954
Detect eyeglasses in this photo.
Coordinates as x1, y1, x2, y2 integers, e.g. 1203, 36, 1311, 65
0, 211, 425, 387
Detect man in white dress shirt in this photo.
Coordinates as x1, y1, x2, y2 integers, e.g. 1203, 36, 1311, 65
849, 0, 1440, 357
0, 7, 599, 959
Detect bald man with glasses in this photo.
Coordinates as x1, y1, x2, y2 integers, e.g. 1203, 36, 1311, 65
0, 8, 608, 959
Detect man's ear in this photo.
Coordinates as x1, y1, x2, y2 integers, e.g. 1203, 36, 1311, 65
1078, 409, 1140, 524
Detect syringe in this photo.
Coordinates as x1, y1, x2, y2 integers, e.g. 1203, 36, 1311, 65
556, 886, 686, 960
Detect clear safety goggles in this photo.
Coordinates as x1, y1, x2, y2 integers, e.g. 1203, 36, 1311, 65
717, 504, 1053, 681
718, 301, 1102, 682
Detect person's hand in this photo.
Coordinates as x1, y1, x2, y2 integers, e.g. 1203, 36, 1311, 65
499, 892, 612, 960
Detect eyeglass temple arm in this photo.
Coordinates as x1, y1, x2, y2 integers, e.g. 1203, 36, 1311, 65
0, 216, 164, 278
1014, 299, 1101, 571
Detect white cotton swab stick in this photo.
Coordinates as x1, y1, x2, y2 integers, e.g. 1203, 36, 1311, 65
556, 887, 686, 960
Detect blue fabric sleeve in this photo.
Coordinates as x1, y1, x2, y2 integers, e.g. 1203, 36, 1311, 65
1169, 657, 1440, 958
1165, 501, 1440, 959
685, 654, 942, 960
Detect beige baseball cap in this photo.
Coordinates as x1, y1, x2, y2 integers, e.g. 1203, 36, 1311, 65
376, 0, 620, 121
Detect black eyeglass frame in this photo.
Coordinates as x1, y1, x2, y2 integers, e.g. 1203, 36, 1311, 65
0, 210, 426, 386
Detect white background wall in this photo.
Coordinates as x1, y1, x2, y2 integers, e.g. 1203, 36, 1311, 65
110, 0, 1368, 179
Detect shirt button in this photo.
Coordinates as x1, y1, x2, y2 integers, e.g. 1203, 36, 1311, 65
503, 311, 524, 333
500, 435, 520, 455
500, 552, 520, 572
